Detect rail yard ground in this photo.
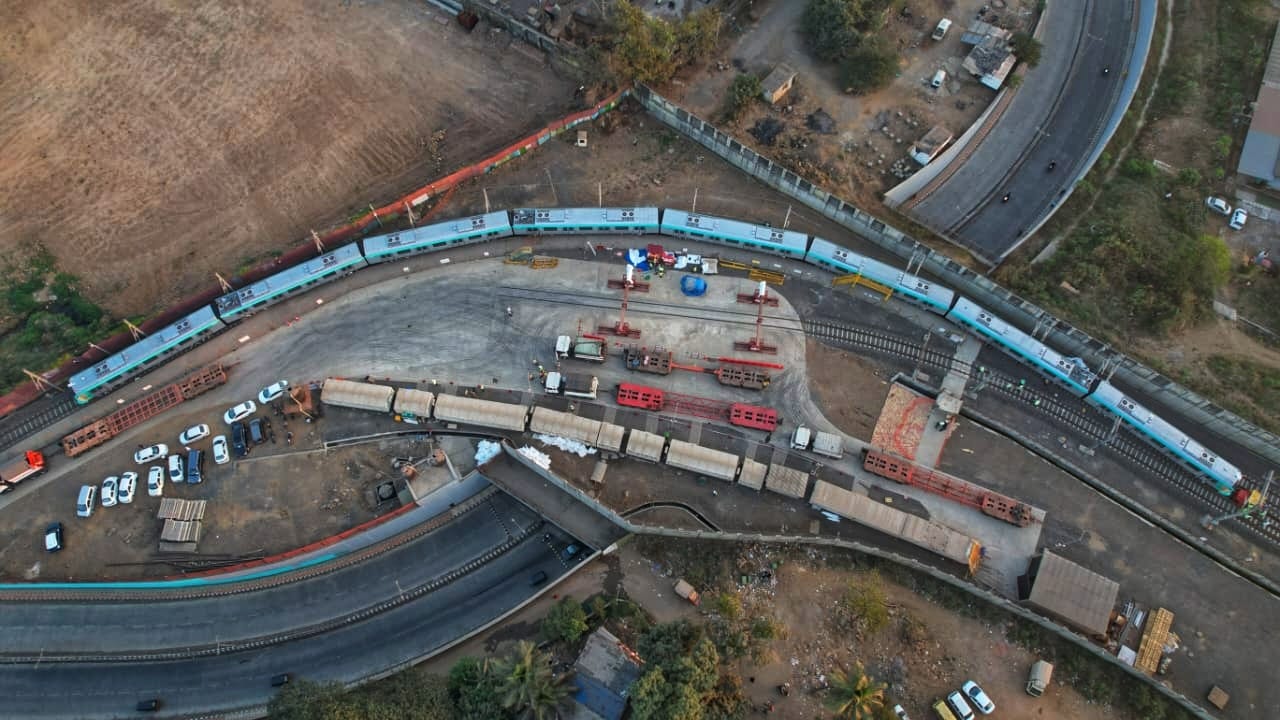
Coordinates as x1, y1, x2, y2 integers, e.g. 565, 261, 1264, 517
0, 0, 576, 317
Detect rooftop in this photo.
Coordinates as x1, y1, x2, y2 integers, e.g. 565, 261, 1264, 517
569, 627, 643, 720
1022, 550, 1119, 637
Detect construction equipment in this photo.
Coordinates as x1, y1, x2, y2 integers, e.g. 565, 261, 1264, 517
735, 281, 779, 354
600, 265, 647, 338
0, 450, 47, 491
719, 259, 785, 285
504, 245, 558, 269
1202, 470, 1272, 530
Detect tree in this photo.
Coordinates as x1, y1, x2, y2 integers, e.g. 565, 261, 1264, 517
824, 664, 886, 720
721, 74, 762, 122
495, 640, 573, 720
838, 39, 898, 95
542, 596, 589, 644
268, 679, 359, 720
449, 657, 511, 720
609, 5, 721, 86
840, 571, 889, 633
801, 0, 863, 62
1010, 32, 1043, 68
632, 621, 737, 720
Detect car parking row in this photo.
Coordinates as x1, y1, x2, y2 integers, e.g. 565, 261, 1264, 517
66, 381, 289, 542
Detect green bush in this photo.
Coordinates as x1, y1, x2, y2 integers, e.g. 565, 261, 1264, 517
541, 596, 589, 644
1010, 32, 1043, 67
721, 73, 762, 122
838, 39, 899, 95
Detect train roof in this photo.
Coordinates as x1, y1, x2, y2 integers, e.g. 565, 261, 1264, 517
69, 306, 221, 395
216, 243, 363, 316
661, 209, 808, 252
808, 237, 955, 309
511, 207, 659, 226
949, 298, 1097, 390
362, 211, 511, 258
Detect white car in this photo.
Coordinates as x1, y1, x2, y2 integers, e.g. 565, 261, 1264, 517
1205, 196, 1232, 216
134, 443, 168, 465
101, 476, 119, 508
1229, 208, 1248, 230
258, 381, 290, 404
212, 436, 230, 465
118, 472, 137, 504
961, 681, 995, 715
223, 400, 257, 425
892, 705, 910, 720
179, 423, 210, 446
147, 466, 165, 497
167, 454, 184, 483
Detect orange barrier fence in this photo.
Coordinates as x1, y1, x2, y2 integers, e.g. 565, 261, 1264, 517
0, 88, 631, 419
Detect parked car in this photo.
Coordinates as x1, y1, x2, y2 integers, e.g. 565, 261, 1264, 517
892, 704, 909, 720
270, 673, 292, 688
946, 690, 976, 720
147, 466, 165, 497
561, 543, 582, 561
76, 485, 97, 518
249, 418, 266, 445
118, 471, 137, 504
134, 443, 168, 464
44, 522, 64, 552
259, 381, 290, 404
213, 436, 230, 465
961, 681, 994, 715
101, 476, 119, 508
1205, 196, 1232, 216
179, 423, 210, 446
168, 454, 184, 483
1230, 208, 1248, 230
223, 400, 257, 425
231, 421, 248, 457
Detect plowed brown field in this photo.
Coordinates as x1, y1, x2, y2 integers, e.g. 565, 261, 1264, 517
0, 1, 574, 315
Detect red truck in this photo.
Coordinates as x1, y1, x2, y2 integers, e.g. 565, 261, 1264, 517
0, 450, 47, 491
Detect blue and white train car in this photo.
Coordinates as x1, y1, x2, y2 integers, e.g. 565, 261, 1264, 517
361, 211, 513, 265
945, 298, 1097, 395
1088, 381, 1242, 494
660, 209, 809, 260
69, 306, 225, 404
805, 237, 956, 312
510, 207, 660, 235
215, 243, 367, 322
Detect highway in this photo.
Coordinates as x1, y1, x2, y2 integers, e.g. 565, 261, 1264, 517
907, 0, 1136, 264
0, 492, 551, 656
0, 532, 582, 718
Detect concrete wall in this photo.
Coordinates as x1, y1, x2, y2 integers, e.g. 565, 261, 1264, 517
632, 83, 1280, 472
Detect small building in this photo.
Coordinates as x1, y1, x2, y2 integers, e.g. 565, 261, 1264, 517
960, 22, 1016, 90
1238, 23, 1280, 188
567, 628, 644, 720
1018, 550, 1119, 639
761, 64, 797, 105
910, 125, 955, 165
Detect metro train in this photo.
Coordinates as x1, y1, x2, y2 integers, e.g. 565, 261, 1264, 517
68, 207, 1242, 495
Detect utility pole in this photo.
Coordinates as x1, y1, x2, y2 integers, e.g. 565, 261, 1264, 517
311, 230, 324, 254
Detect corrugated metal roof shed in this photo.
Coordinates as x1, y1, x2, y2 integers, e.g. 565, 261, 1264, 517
531, 407, 603, 445
160, 519, 202, 543
322, 378, 395, 413
810, 480, 981, 571
571, 628, 642, 720
393, 388, 435, 418
433, 393, 528, 431
596, 422, 625, 452
765, 464, 808, 498
1024, 550, 1119, 638
737, 457, 766, 490
665, 440, 739, 481
625, 430, 665, 462
156, 498, 207, 521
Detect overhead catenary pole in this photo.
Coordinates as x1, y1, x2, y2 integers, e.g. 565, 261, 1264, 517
483, 187, 490, 214
782, 204, 792, 229
404, 201, 417, 227
692, 187, 698, 214
369, 204, 382, 228
22, 369, 58, 393
311, 230, 324, 253
215, 273, 233, 293
123, 319, 145, 340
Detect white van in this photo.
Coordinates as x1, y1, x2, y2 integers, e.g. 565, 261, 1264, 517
931, 70, 948, 89
932, 18, 952, 41
76, 485, 97, 518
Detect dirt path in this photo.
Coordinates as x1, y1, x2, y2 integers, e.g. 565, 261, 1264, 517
0, 1, 574, 316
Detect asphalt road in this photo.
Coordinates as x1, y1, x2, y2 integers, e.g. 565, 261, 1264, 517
0, 492, 545, 655
0, 531, 584, 719
908, 0, 1135, 264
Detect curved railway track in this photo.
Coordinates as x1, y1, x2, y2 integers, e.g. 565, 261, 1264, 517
804, 320, 1280, 547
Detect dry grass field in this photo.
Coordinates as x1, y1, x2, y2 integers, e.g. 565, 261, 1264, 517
0, 0, 576, 316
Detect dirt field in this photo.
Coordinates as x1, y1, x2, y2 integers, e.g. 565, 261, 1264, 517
0, 402, 408, 581
0, 0, 575, 316
672, 0, 1019, 214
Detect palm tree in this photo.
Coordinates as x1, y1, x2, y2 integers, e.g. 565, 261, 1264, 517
496, 640, 573, 720
824, 663, 886, 720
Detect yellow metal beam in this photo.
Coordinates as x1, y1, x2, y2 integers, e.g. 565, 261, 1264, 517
833, 273, 893, 300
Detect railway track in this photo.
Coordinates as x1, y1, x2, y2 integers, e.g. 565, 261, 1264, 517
0, 393, 77, 452
805, 319, 1280, 548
